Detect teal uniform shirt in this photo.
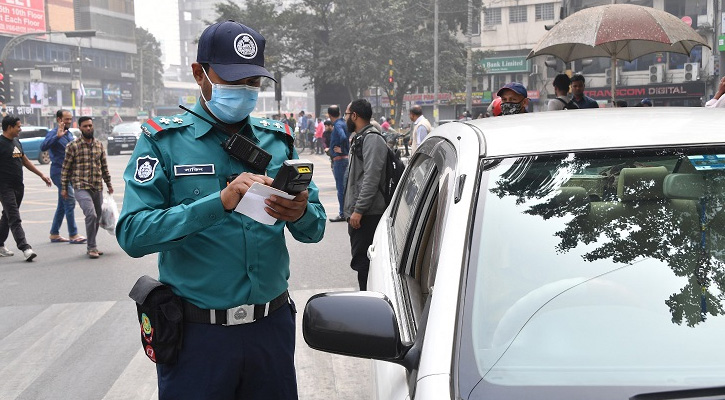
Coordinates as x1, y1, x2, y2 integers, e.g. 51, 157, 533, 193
116, 102, 326, 309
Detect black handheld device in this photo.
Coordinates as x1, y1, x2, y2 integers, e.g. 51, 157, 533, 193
271, 160, 313, 195
179, 105, 272, 173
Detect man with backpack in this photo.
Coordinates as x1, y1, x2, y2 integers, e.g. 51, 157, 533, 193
547, 74, 579, 111
343, 99, 389, 290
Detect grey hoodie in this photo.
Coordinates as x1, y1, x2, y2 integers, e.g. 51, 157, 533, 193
343, 126, 388, 217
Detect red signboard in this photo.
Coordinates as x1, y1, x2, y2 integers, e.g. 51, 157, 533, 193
0, 0, 47, 35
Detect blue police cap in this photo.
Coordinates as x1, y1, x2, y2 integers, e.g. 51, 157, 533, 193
196, 20, 275, 82
497, 82, 528, 98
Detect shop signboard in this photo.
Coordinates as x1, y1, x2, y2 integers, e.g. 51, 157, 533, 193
0, 0, 46, 35
480, 56, 530, 74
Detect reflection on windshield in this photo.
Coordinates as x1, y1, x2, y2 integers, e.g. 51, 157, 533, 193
468, 149, 725, 393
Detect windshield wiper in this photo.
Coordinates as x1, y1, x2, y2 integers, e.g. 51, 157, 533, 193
630, 386, 725, 400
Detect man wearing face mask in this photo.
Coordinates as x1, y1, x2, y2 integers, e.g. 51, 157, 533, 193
60, 116, 113, 259
116, 20, 326, 400
497, 82, 530, 116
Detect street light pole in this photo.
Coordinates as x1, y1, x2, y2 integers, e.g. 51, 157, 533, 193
465, 0, 473, 117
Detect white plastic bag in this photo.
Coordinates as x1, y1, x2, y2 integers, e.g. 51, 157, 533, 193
100, 195, 119, 234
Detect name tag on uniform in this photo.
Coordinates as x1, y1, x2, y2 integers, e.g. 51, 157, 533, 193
174, 164, 215, 176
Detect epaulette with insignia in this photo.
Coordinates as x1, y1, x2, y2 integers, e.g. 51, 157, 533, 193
141, 114, 192, 140
250, 116, 295, 157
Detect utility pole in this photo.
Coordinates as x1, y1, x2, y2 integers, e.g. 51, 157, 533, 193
465, 0, 473, 116
433, 0, 439, 126
139, 48, 144, 113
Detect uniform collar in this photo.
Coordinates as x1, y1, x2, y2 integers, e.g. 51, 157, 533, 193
191, 100, 215, 139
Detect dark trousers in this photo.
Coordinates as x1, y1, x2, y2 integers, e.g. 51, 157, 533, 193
349, 214, 383, 290
332, 158, 348, 217
0, 183, 30, 251
157, 302, 298, 400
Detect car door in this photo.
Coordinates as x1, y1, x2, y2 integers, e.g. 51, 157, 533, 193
368, 135, 459, 400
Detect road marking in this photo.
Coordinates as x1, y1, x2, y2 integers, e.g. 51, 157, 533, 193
0, 302, 115, 398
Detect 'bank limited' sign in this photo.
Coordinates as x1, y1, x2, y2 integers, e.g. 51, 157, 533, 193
480, 56, 530, 74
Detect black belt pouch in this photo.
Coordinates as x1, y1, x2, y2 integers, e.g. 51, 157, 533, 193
128, 275, 184, 364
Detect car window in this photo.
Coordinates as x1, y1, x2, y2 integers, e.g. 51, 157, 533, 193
19, 128, 48, 139
460, 147, 725, 397
389, 138, 458, 328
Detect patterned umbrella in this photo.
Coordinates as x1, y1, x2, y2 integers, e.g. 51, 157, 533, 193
528, 4, 710, 102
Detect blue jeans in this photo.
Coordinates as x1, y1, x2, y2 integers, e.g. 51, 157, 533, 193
332, 158, 349, 217
50, 172, 78, 237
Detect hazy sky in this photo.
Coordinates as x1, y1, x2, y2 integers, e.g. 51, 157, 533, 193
134, 0, 180, 67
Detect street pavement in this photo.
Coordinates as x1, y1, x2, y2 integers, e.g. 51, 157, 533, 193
0, 144, 371, 399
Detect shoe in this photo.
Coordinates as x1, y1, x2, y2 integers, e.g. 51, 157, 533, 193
69, 236, 87, 244
23, 249, 36, 262
329, 215, 346, 223
87, 249, 100, 259
0, 246, 14, 257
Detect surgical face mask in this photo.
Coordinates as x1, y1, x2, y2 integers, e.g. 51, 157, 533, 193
200, 68, 260, 124
501, 100, 525, 116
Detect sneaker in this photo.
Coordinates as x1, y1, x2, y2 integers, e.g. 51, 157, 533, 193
0, 246, 14, 257
329, 215, 346, 223
23, 248, 36, 262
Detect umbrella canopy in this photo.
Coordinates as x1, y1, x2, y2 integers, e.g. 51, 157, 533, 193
528, 4, 710, 102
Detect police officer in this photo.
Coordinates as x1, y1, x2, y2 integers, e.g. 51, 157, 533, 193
116, 20, 326, 400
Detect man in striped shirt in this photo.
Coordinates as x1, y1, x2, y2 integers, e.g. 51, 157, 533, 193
61, 116, 114, 259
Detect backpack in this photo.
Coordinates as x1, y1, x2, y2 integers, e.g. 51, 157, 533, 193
352, 128, 405, 205
556, 97, 579, 110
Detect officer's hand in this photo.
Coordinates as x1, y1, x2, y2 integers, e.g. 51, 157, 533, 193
221, 172, 271, 210
265, 190, 308, 222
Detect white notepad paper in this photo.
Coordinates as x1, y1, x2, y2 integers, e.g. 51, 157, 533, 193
233, 182, 295, 225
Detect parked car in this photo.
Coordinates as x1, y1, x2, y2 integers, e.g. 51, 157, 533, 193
303, 108, 725, 399
107, 122, 141, 155
18, 125, 50, 164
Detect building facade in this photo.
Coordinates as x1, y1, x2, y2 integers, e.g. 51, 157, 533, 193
477, 0, 714, 110
0, 0, 139, 131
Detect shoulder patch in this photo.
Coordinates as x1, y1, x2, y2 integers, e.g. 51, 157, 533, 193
134, 156, 159, 183
141, 114, 192, 139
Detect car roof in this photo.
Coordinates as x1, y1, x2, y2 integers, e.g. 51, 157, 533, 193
432, 108, 724, 158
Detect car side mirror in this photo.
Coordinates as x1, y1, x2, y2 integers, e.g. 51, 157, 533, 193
303, 291, 410, 361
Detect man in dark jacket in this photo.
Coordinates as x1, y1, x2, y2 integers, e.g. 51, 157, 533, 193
343, 99, 388, 290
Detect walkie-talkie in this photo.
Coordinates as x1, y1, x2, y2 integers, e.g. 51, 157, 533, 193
179, 105, 271, 173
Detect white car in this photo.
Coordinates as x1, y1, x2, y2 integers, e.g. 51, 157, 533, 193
303, 108, 725, 399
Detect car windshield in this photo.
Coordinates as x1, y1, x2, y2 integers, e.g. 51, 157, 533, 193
463, 147, 725, 398
112, 122, 141, 134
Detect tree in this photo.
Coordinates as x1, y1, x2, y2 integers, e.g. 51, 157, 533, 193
134, 27, 164, 110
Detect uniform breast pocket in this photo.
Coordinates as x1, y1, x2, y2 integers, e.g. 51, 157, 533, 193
171, 176, 221, 205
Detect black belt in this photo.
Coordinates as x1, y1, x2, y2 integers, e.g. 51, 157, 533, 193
183, 290, 289, 326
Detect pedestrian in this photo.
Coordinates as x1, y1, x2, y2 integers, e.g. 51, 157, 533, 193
547, 74, 578, 111
306, 113, 315, 154
60, 116, 113, 259
345, 99, 388, 290
570, 74, 600, 109
497, 82, 530, 116
314, 117, 324, 154
116, 20, 326, 400
408, 104, 431, 153
343, 99, 388, 290
287, 112, 297, 132
328, 104, 349, 222
0, 115, 52, 261
298, 111, 308, 149
706, 76, 725, 108
322, 119, 333, 158
41, 109, 86, 244
615, 100, 628, 107
380, 117, 390, 133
